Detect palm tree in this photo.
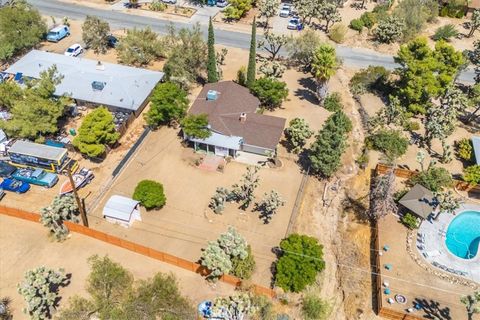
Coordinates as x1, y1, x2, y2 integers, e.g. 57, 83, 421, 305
311, 43, 339, 104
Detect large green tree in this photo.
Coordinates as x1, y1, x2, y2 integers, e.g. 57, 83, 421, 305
275, 234, 325, 292
394, 37, 465, 114
73, 107, 120, 158
58, 255, 194, 319
0, 1, 46, 62
207, 17, 218, 83
132, 180, 166, 210
145, 82, 189, 127
82, 15, 110, 56
366, 129, 409, 163
246, 18, 257, 88
308, 111, 352, 178
258, 0, 279, 29
0, 65, 68, 141
311, 43, 339, 103
116, 27, 163, 66
250, 77, 288, 109
223, 0, 252, 20
180, 114, 211, 139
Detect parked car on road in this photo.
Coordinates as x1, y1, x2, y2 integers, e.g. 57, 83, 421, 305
46, 25, 70, 42
124, 1, 140, 8
287, 17, 303, 30
216, 0, 228, 7
162, 0, 177, 4
64, 44, 83, 57
279, 4, 291, 17
0, 178, 30, 193
12, 168, 58, 188
106, 35, 118, 48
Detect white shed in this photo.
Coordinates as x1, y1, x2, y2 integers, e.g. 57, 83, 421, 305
103, 195, 141, 228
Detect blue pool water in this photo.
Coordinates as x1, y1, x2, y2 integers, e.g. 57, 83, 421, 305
445, 211, 480, 259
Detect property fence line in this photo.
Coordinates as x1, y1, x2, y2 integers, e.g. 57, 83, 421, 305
285, 167, 310, 237
0, 205, 275, 298
375, 163, 480, 193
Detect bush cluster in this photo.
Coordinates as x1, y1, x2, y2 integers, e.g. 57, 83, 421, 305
132, 180, 167, 210
349, 66, 390, 96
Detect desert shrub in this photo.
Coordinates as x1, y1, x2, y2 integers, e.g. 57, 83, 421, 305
394, 0, 439, 40
360, 11, 377, 29
323, 92, 343, 112
301, 295, 331, 320
401, 212, 419, 229
231, 245, 256, 280
328, 23, 347, 43
402, 120, 420, 131
463, 165, 480, 185
372, 3, 390, 21
349, 18, 364, 32
349, 65, 390, 95
456, 138, 473, 161
149, 0, 167, 11
374, 16, 405, 43
133, 180, 166, 209
236, 66, 247, 86
432, 24, 458, 42
408, 167, 453, 192
365, 129, 409, 162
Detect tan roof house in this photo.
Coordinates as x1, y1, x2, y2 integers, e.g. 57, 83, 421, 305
186, 81, 286, 158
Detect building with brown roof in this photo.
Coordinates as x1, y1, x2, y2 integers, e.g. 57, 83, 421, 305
186, 81, 286, 158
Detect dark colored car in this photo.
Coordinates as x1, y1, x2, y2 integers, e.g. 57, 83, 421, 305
107, 35, 118, 48
124, 2, 140, 8
216, 0, 228, 7
0, 178, 30, 193
0, 161, 17, 178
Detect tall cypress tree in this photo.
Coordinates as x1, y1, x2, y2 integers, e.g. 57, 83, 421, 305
246, 17, 256, 88
207, 17, 218, 83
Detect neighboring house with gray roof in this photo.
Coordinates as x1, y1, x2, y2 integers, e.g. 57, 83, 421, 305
187, 81, 286, 158
472, 136, 480, 165
4, 50, 164, 115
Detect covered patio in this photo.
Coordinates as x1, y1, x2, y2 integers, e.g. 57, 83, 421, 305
398, 184, 438, 221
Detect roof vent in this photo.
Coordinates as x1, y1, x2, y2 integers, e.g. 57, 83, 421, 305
207, 90, 218, 101
240, 112, 247, 122
92, 81, 106, 91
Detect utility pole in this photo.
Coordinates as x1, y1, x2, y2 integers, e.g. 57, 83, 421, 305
65, 168, 88, 227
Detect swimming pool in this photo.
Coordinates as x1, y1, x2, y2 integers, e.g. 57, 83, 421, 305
445, 211, 480, 259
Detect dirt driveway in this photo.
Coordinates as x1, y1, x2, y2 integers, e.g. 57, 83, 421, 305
0, 215, 235, 319
88, 127, 304, 287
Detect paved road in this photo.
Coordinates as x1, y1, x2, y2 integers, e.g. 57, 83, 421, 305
28, 0, 475, 83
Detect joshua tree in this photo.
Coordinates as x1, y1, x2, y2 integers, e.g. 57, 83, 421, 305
40, 195, 78, 241
255, 190, 286, 223
209, 187, 233, 214
231, 166, 260, 209
434, 190, 461, 215
461, 291, 480, 320
284, 118, 314, 153
369, 170, 397, 220
17, 267, 68, 320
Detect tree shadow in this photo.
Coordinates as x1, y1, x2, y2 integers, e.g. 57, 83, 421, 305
412, 298, 452, 320
341, 195, 370, 224
295, 77, 319, 105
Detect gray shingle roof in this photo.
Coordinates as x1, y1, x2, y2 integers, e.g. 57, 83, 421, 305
399, 184, 437, 219
8, 140, 67, 161
5, 50, 164, 112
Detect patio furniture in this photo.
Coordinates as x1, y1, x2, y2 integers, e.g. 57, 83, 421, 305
395, 294, 407, 304
423, 250, 440, 258
383, 245, 390, 251
384, 288, 391, 295
383, 281, 389, 287
384, 264, 393, 270
387, 298, 395, 304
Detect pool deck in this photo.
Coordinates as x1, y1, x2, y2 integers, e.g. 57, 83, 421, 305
377, 214, 475, 320
417, 203, 480, 283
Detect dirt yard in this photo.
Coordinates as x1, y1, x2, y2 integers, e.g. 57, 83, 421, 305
0, 215, 236, 319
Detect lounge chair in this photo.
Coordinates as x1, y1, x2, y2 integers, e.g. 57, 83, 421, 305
423, 250, 440, 258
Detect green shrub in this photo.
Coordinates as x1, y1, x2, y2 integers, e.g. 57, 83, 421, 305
432, 24, 458, 42
408, 167, 453, 192
393, 188, 409, 202
350, 18, 364, 32
236, 66, 247, 86
463, 165, 480, 186
401, 212, 419, 229
402, 120, 420, 131
323, 92, 342, 112
231, 245, 255, 280
349, 66, 390, 95
328, 23, 347, 43
439, 6, 448, 17
133, 180, 166, 210
365, 129, 409, 162
149, 0, 167, 11
456, 138, 473, 161
250, 77, 289, 110
301, 295, 331, 320
360, 12, 377, 29
372, 3, 390, 21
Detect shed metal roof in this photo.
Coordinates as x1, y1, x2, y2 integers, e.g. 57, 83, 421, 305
8, 140, 67, 161
472, 136, 480, 165
5, 50, 164, 112
103, 195, 140, 222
